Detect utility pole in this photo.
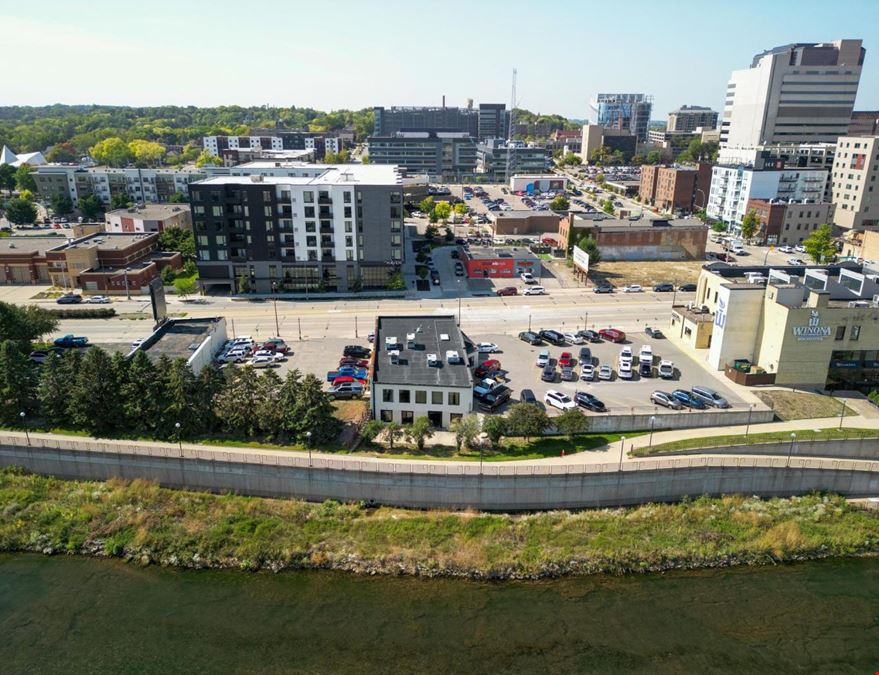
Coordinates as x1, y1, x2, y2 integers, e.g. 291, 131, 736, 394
504, 68, 517, 188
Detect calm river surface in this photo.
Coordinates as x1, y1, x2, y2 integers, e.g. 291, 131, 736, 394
1, 554, 878, 673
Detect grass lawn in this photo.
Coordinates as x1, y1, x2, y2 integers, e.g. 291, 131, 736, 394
754, 389, 857, 421
633, 427, 879, 457
588, 260, 704, 287
332, 399, 368, 424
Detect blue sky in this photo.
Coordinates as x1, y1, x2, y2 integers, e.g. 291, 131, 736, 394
3, 0, 878, 118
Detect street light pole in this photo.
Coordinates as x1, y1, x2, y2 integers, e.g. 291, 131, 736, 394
745, 403, 754, 438
648, 416, 656, 447
838, 395, 846, 430
271, 282, 280, 337
618, 436, 626, 472
787, 432, 796, 468
20, 411, 29, 446
306, 431, 313, 467
175, 422, 182, 455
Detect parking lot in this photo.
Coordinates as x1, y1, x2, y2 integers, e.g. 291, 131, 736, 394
472, 329, 746, 419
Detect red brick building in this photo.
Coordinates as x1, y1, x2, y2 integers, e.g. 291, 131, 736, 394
459, 247, 542, 278
745, 198, 835, 246
639, 163, 712, 213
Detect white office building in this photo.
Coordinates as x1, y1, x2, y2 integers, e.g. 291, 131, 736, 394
720, 40, 864, 147
707, 165, 827, 228
831, 135, 879, 230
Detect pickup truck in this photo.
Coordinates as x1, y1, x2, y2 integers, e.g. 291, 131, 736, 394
53, 334, 89, 348
475, 385, 511, 412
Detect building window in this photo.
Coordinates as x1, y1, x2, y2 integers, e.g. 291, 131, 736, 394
448, 392, 460, 406
851, 325, 861, 341
431, 391, 443, 405
835, 326, 846, 341
303, 191, 314, 203
380, 410, 392, 422
415, 390, 427, 404
343, 192, 351, 203
401, 410, 414, 424
212, 206, 222, 216
399, 389, 411, 403
382, 389, 393, 403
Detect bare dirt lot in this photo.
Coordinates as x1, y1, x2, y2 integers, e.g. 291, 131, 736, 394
588, 261, 705, 288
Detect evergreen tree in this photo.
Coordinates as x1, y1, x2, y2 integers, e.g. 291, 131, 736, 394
213, 366, 262, 437
123, 351, 165, 434
36, 354, 72, 428
290, 373, 339, 444
0, 340, 36, 424
196, 365, 225, 434
277, 369, 303, 440
254, 370, 283, 438
68, 348, 123, 435
164, 359, 202, 438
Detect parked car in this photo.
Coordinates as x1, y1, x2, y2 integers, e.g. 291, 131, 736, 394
28, 348, 64, 364
562, 332, 585, 345
678, 283, 697, 292
691, 385, 730, 408
523, 285, 546, 296
538, 329, 565, 346
653, 283, 674, 292
598, 364, 613, 381
575, 391, 606, 412
577, 329, 602, 343
250, 355, 276, 368
580, 363, 595, 381
618, 361, 633, 380
658, 360, 675, 379
645, 326, 664, 339
430, 270, 441, 285
536, 349, 550, 367
476, 342, 500, 353
474, 360, 502, 378
253, 350, 287, 363
639, 361, 653, 378
131, 338, 146, 349
520, 389, 538, 405
787, 257, 805, 265
343, 345, 371, 358
578, 347, 592, 365
651, 390, 683, 409
518, 330, 542, 345
476, 386, 512, 412
56, 293, 83, 305
598, 328, 626, 343
560, 366, 576, 381
777, 245, 794, 254
672, 389, 707, 409
520, 272, 536, 284
497, 286, 518, 296
327, 382, 365, 399
639, 345, 653, 364
619, 346, 633, 364
262, 338, 290, 354
53, 334, 89, 348
593, 284, 615, 294
558, 351, 574, 367
544, 389, 576, 411
84, 295, 111, 304
541, 363, 556, 382
622, 284, 644, 293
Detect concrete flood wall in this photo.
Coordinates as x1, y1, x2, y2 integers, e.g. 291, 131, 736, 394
569, 408, 775, 434
652, 437, 879, 462
2, 436, 879, 511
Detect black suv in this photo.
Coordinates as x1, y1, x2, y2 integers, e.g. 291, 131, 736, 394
518, 331, 543, 345
575, 392, 606, 412
541, 363, 556, 382
653, 283, 674, 292
639, 361, 653, 378
578, 347, 592, 365
476, 386, 511, 412
538, 329, 565, 346
343, 345, 371, 358
678, 283, 697, 292
577, 329, 602, 343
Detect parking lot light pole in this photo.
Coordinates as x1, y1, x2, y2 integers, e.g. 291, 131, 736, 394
745, 403, 754, 438
20, 411, 30, 446
787, 432, 796, 468
618, 436, 626, 472
271, 282, 280, 337
306, 431, 313, 467
648, 417, 656, 447
838, 396, 846, 430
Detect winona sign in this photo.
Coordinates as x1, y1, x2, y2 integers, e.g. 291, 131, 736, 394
792, 310, 831, 341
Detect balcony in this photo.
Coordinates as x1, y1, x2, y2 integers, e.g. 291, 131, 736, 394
319, 209, 333, 219
318, 196, 332, 205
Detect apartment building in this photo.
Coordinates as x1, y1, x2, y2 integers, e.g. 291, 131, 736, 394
203, 130, 344, 161
105, 204, 192, 234
366, 132, 478, 178
590, 94, 653, 142
720, 40, 864, 146
667, 106, 718, 133
830, 135, 879, 229
706, 165, 827, 228
639, 164, 712, 213
476, 140, 550, 179
745, 198, 835, 245
220, 148, 314, 167
849, 111, 879, 136
32, 165, 207, 206
189, 164, 404, 293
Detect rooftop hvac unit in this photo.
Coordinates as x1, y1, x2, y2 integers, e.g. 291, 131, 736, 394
406, 332, 416, 348
446, 350, 461, 364
848, 300, 870, 308
427, 353, 439, 367
440, 333, 450, 341
389, 350, 400, 364
385, 336, 398, 349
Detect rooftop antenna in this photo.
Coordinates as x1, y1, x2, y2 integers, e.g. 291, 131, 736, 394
505, 68, 517, 186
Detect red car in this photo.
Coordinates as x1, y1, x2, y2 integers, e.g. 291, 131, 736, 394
474, 359, 502, 378
558, 352, 574, 367
496, 286, 518, 296
339, 357, 369, 368
261, 342, 290, 354
598, 328, 626, 343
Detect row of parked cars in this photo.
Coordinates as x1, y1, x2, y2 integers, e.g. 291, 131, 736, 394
518, 328, 636, 347
326, 344, 372, 399
56, 293, 111, 305
537, 345, 675, 384
651, 386, 730, 410
216, 337, 291, 368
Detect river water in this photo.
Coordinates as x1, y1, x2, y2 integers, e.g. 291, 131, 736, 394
1, 554, 877, 673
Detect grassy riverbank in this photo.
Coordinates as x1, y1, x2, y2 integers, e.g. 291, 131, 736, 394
2, 468, 879, 578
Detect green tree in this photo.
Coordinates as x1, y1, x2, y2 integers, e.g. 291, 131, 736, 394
169, 191, 186, 203
0, 165, 16, 193
408, 416, 435, 452
434, 201, 451, 223
78, 195, 103, 220
444, 226, 454, 243
360, 154, 371, 164
214, 366, 262, 437
90, 137, 133, 167
594, 172, 605, 185
157, 228, 196, 258
554, 409, 590, 438
4, 197, 37, 225
418, 196, 435, 215
453, 202, 467, 216
645, 150, 662, 165
163, 359, 204, 438
276, 368, 303, 439
360, 419, 385, 443
451, 414, 480, 451
46, 142, 78, 163
50, 194, 74, 216
290, 373, 339, 444
128, 139, 166, 166
36, 353, 72, 428
110, 193, 133, 210
68, 348, 123, 434
803, 224, 838, 264
0, 340, 35, 423
14, 165, 36, 192
386, 272, 405, 290
424, 223, 439, 240
574, 235, 601, 265
17, 189, 35, 202
481, 415, 507, 449
122, 351, 165, 434
602, 199, 614, 215
711, 221, 727, 233
549, 195, 569, 211
384, 421, 403, 450
505, 403, 550, 440
254, 370, 283, 438
740, 210, 759, 241
0, 302, 58, 344
195, 149, 222, 167
173, 276, 197, 300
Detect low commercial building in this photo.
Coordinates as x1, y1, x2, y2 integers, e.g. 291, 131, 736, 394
560, 214, 707, 260
367, 132, 477, 179
509, 175, 566, 193
476, 140, 550, 179
371, 315, 474, 428
489, 210, 562, 236
459, 246, 542, 278
830, 135, 879, 230
640, 164, 712, 213
105, 204, 192, 234
745, 199, 835, 246
0, 237, 56, 284
220, 148, 314, 167
135, 318, 228, 375
671, 262, 879, 391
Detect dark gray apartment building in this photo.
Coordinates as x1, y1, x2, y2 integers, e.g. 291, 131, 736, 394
190, 165, 404, 294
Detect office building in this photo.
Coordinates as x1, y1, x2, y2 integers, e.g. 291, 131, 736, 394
707, 165, 827, 228
105, 204, 192, 234
849, 111, 879, 136
366, 132, 477, 179
667, 106, 718, 133
830, 135, 879, 230
189, 164, 404, 294
580, 124, 638, 163
639, 164, 712, 213
476, 140, 550, 179
372, 103, 508, 141
371, 315, 474, 429
720, 40, 864, 146
32, 164, 207, 206
744, 198, 835, 245
671, 262, 879, 392
591, 94, 653, 142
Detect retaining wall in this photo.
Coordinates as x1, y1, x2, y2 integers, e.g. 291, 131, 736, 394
571, 408, 775, 434
2, 435, 878, 511
649, 437, 879, 462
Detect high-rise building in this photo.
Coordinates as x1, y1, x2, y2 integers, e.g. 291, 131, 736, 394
591, 94, 653, 142
667, 106, 718, 133
639, 164, 713, 214
720, 40, 865, 147
849, 111, 879, 136
830, 135, 879, 230
366, 132, 478, 179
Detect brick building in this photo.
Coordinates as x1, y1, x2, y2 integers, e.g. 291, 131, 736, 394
459, 247, 542, 278
105, 204, 193, 234
489, 210, 562, 236
746, 199, 835, 246
560, 214, 708, 261
639, 163, 712, 213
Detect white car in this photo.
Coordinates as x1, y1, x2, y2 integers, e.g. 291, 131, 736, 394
523, 286, 547, 296
580, 363, 595, 381
619, 361, 633, 380
253, 350, 287, 362
131, 338, 145, 349
598, 365, 613, 381
562, 332, 585, 345
536, 349, 550, 367
658, 360, 675, 379
476, 342, 500, 353
520, 272, 535, 284
85, 295, 110, 304
250, 355, 275, 368
639, 345, 653, 364
622, 284, 644, 293
787, 257, 805, 265
619, 346, 633, 362
777, 245, 793, 254
544, 389, 576, 411
794, 244, 806, 253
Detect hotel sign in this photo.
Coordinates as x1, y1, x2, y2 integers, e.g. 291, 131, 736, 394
572, 246, 589, 273
792, 310, 831, 341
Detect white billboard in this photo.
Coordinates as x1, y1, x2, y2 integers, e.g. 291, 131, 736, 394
573, 246, 589, 273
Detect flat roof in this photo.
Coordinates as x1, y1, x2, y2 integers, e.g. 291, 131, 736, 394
465, 246, 540, 260
141, 318, 222, 362
572, 215, 705, 230
373, 315, 472, 388
105, 204, 190, 220
492, 209, 561, 219
51, 233, 154, 252
196, 163, 401, 187
0, 236, 64, 256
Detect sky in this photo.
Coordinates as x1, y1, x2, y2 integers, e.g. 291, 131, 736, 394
2, 0, 879, 119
